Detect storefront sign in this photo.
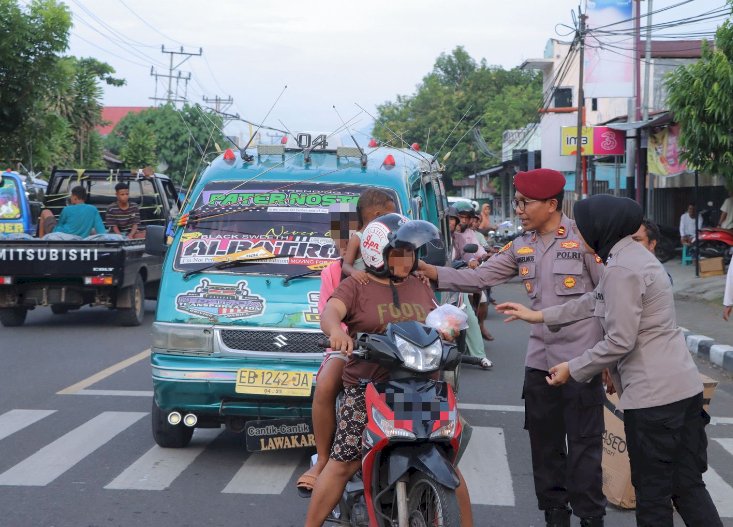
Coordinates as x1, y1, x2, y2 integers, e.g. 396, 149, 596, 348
561, 127, 626, 156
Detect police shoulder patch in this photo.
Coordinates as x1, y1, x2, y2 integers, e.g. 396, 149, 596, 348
499, 241, 513, 253
595, 255, 603, 264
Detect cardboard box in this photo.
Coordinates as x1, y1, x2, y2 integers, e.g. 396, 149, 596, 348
601, 374, 719, 509
699, 257, 725, 277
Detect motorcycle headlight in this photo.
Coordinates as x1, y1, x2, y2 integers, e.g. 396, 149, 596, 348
394, 334, 442, 372
371, 406, 416, 440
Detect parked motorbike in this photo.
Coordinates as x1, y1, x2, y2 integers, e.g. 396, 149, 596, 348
697, 228, 733, 264
316, 321, 464, 527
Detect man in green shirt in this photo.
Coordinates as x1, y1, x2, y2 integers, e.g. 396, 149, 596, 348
39, 186, 106, 238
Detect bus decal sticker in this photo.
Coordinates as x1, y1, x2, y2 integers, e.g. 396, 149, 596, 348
175, 279, 266, 320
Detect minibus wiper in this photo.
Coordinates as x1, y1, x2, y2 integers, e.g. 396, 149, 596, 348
282, 268, 323, 285
182, 256, 280, 280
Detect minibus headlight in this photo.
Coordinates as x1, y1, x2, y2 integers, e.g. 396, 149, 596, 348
152, 323, 213, 354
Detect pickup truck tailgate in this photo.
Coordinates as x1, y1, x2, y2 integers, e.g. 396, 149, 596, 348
0, 241, 131, 277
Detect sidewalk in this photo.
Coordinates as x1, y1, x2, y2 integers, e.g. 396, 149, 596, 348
666, 259, 733, 374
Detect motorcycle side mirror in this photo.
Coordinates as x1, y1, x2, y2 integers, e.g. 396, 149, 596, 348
463, 243, 478, 254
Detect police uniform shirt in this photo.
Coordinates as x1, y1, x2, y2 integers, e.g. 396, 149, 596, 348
436, 214, 604, 371
543, 236, 702, 410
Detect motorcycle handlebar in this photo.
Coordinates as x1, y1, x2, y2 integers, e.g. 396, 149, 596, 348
316, 338, 367, 359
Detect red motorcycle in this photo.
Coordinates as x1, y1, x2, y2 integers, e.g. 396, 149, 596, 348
317, 321, 464, 527
698, 227, 733, 264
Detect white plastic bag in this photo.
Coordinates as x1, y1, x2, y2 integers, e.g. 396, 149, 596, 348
425, 303, 469, 339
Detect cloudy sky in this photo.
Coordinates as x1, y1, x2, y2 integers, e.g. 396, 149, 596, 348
60, 0, 726, 137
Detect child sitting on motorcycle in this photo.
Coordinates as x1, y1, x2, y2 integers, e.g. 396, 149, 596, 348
296, 191, 397, 496
304, 214, 473, 527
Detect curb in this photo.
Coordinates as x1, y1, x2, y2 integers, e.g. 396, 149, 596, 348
681, 327, 733, 375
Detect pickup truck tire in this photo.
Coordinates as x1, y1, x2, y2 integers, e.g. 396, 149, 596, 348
117, 275, 145, 327
0, 308, 27, 327
51, 305, 69, 315
152, 399, 194, 448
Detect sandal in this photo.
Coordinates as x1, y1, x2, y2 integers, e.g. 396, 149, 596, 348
479, 358, 493, 370
296, 472, 318, 498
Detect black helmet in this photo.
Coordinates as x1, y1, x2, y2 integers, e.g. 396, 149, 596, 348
361, 215, 442, 277
445, 206, 460, 221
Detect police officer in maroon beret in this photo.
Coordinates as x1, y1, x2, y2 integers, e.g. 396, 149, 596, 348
419, 168, 607, 527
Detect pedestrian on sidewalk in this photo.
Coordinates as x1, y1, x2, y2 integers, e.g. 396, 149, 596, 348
498, 194, 723, 527
723, 260, 733, 321
419, 168, 607, 527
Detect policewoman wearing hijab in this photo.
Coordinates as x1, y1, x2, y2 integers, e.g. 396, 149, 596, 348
497, 195, 722, 527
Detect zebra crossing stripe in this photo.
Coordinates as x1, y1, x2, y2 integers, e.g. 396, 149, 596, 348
707, 438, 733, 517
222, 449, 304, 495
105, 428, 223, 490
0, 409, 56, 442
459, 426, 515, 506
0, 411, 146, 486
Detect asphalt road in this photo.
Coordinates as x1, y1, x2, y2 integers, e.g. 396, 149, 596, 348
0, 287, 732, 527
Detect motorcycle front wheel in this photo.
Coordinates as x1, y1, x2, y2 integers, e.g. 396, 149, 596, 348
406, 473, 461, 527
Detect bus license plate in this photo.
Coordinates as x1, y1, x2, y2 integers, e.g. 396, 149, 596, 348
235, 369, 313, 397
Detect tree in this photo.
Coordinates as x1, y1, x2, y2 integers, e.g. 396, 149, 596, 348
373, 47, 542, 181
0, 0, 72, 168
121, 121, 157, 168
0, 1, 124, 173
106, 104, 227, 185
666, 3, 733, 185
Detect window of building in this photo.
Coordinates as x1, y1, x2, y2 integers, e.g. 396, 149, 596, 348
554, 88, 573, 108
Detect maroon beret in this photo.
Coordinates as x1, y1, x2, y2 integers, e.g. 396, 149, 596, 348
513, 169, 566, 200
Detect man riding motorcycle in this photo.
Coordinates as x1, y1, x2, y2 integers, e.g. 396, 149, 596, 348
304, 214, 474, 527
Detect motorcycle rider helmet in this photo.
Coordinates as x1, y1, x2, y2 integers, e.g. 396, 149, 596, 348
361, 214, 442, 278
445, 206, 460, 221
390, 219, 443, 274
452, 200, 474, 216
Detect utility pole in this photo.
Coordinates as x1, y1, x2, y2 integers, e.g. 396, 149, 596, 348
574, 5, 588, 199
643, 0, 654, 217
150, 46, 202, 107
202, 96, 233, 114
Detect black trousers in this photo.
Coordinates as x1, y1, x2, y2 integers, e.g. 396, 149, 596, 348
624, 392, 722, 527
523, 367, 607, 518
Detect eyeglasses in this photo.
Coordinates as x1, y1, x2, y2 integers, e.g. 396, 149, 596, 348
511, 198, 541, 212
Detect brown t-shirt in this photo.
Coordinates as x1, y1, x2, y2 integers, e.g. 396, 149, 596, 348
331, 274, 436, 386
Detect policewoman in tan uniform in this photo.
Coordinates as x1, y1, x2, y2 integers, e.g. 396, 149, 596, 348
498, 195, 722, 527
419, 169, 607, 527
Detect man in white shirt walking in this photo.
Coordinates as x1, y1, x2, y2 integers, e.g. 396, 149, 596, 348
679, 204, 702, 246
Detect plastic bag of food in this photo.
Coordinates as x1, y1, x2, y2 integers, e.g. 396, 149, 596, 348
425, 303, 469, 340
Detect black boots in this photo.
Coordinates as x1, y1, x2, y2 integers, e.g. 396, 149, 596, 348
545, 507, 571, 527
579, 517, 604, 527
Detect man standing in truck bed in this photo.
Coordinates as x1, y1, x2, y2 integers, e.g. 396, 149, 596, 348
418, 169, 607, 527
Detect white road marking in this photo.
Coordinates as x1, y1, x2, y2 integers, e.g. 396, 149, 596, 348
703, 465, 733, 518
57, 349, 150, 395
459, 426, 515, 506
76, 389, 154, 397
710, 417, 733, 426
0, 409, 56, 442
0, 411, 146, 486
458, 403, 524, 413
105, 428, 223, 490
222, 449, 304, 495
